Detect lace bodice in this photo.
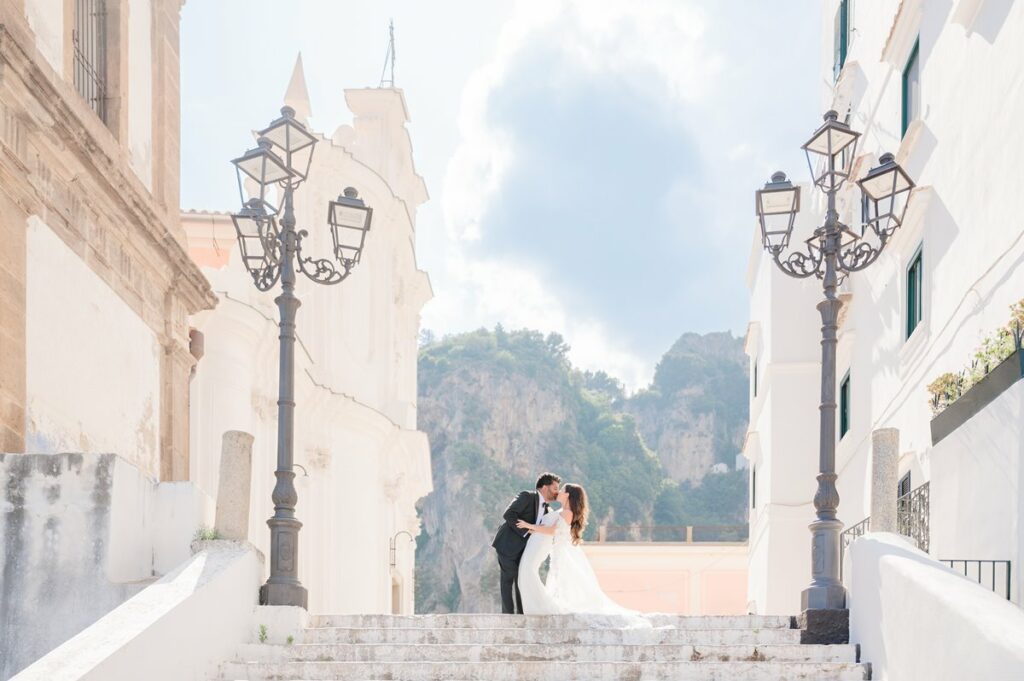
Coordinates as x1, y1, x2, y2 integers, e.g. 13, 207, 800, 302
539, 510, 572, 551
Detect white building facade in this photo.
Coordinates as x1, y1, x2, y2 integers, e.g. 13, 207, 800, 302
183, 58, 433, 617
745, 0, 1024, 615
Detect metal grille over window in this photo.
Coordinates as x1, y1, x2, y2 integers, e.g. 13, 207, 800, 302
73, 0, 108, 122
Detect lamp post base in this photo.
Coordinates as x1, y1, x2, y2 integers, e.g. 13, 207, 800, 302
801, 582, 846, 611
797, 608, 849, 644
260, 581, 308, 609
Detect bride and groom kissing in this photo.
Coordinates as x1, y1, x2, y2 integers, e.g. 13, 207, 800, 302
491, 472, 631, 616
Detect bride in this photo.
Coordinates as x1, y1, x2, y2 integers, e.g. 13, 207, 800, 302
515, 483, 636, 616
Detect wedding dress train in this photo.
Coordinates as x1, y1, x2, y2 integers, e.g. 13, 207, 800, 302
518, 511, 639, 618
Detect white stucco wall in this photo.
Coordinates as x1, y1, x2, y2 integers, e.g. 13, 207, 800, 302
25, 218, 162, 478
743, 208, 825, 616
23, 0, 63, 74
128, 0, 154, 189
847, 533, 1024, 681
929, 379, 1023, 604
746, 0, 1024, 614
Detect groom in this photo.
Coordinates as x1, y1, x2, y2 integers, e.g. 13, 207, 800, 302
491, 472, 561, 614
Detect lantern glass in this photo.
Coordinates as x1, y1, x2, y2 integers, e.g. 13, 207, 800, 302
231, 200, 281, 267
802, 110, 861, 192
232, 140, 291, 186
259, 106, 318, 181
857, 153, 915, 237
231, 139, 291, 209
756, 172, 800, 253
328, 188, 373, 265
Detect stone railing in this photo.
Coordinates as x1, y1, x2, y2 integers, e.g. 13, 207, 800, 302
595, 524, 748, 543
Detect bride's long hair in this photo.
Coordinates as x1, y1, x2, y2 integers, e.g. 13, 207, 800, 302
563, 483, 588, 545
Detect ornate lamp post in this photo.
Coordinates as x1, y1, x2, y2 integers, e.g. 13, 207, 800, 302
754, 111, 915, 615
230, 106, 374, 608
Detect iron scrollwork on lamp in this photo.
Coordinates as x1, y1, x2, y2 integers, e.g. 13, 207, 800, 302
229, 106, 374, 608
754, 110, 916, 614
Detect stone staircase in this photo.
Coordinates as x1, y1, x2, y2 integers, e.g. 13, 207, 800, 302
218, 613, 870, 680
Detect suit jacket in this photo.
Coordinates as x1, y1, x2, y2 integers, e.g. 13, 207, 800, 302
491, 490, 545, 559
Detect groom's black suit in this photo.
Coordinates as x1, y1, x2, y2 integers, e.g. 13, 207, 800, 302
492, 490, 548, 614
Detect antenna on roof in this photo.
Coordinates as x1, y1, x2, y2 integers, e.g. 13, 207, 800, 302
378, 19, 396, 88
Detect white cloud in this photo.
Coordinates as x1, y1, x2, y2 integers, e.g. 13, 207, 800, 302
423, 252, 652, 389
429, 0, 724, 390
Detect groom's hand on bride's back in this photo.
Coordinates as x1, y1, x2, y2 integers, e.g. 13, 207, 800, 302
502, 490, 532, 527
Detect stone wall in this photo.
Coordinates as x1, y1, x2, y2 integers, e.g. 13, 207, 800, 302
0, 0, 216, 479
0, 453, 212, 679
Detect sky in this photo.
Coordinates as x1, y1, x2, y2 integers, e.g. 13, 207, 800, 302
180, 1, 825, 390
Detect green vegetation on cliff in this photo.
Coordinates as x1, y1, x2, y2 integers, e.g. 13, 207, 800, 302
415, 326, 748, 613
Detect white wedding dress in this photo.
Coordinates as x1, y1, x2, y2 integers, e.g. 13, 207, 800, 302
518, 510, 639, 618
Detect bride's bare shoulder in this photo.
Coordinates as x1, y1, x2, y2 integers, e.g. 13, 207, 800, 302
560, 508, 574, 523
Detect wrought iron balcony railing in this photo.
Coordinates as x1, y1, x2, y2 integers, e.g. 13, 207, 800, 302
897, 481, 930, 553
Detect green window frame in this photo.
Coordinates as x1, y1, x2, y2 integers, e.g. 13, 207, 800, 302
839, 371, 851, 439
753, 359, 758, 398
833, 0, 850, 81
898, 471, 912, 498
751, 466, 757, 508
902, 38, 921, 137
907, 245, 923, 338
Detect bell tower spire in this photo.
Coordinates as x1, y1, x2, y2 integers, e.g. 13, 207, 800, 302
284, 52, 313, 125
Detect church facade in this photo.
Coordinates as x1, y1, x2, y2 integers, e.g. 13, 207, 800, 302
182, 57, 433, 616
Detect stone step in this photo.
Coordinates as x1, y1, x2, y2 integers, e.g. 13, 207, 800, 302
220, 660, 871, 681
235, 642, 858, 664
309, 613, 793, 630
303, 625, 803, 646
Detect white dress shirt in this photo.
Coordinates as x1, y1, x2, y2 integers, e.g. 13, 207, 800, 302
536, 493, 548, 524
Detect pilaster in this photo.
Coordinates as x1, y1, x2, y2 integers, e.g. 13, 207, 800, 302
0, 187, 27, 452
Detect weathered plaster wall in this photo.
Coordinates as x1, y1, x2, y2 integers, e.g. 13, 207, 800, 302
0, 453, 212, 679
22, 0, 62, 73
25, 218, 162, 478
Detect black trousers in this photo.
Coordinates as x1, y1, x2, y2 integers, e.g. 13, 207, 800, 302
496, 552, 523, 614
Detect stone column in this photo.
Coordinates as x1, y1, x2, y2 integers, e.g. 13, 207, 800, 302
870, 428, 900, 532
215, 430, 254, 541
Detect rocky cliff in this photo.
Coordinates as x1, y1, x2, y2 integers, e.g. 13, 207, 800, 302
626, 331, 749, 485
414, 327, 748, 613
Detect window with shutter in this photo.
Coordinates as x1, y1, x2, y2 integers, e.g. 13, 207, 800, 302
833, 0, 850, 81
907, 245, 923, 338
902, 38, 921, 136
898, 472, 912, 498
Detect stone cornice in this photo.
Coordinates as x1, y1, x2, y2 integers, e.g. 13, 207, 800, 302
0, 23, 216, 314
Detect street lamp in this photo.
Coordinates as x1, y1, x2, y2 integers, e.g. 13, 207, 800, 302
754, 111, 915, 618
230, 106, 374, 608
